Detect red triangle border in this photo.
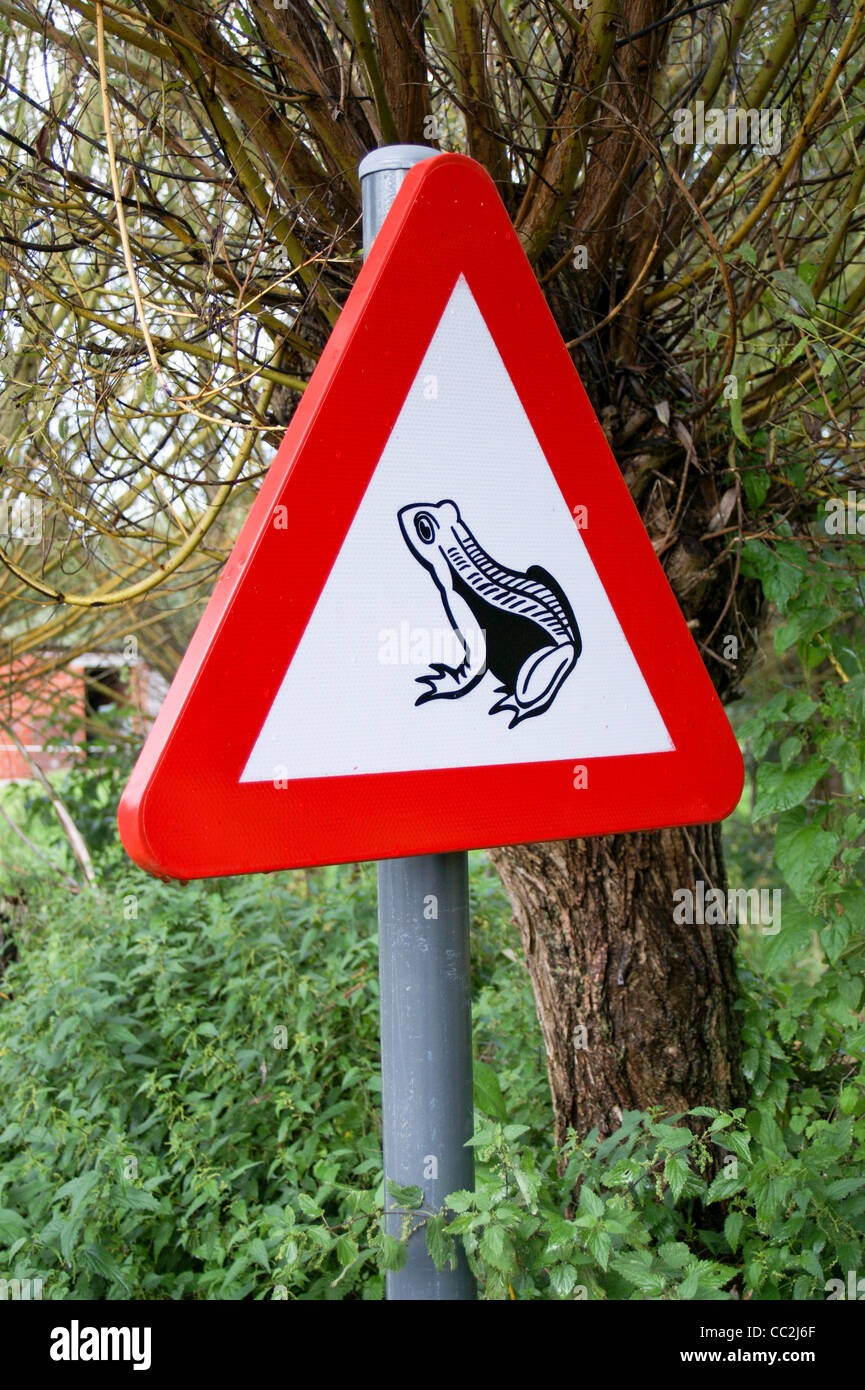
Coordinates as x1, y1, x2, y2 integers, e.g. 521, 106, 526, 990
119, 154, 743, 878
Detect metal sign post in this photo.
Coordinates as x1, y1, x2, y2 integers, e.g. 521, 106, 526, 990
361, 146, 476, 1302
376, 853, 475, 1299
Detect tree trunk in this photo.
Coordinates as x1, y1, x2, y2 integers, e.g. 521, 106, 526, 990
490, 823, 744, 1145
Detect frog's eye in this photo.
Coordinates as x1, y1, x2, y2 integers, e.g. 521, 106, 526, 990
414, 513, 436, 545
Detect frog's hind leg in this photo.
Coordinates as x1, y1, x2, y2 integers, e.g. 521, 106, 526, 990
489, 641, 577, 727
526, 565, 582, 661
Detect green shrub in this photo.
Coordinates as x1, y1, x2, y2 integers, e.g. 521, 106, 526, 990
0, 844, 862, 1299
0, 866, 386, 1298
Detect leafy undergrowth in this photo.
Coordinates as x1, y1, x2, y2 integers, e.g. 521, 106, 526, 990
0, 846, 862, 1300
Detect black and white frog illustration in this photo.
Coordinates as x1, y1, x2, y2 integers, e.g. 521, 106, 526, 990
398, 499, 581, 728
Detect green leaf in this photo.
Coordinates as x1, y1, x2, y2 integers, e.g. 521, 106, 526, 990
378, 1234, 407, 1272
335, 1234, 357, 1268
549, 1263, 579, 1297
544, 1215, 579, 1253
153, 1220, 173, 1263
56, 1170, 100, 1220
825, 1177, 863, 1199
479, 1222, 516, 1274
296, 1193, 322, 1219
664, 1152, 690, 1201
717, 1129, 751, 1162
386, 1181, 424, 1211
814, 1116, 853, 1157
779, 735, 802, 770
752, 1170, 793, 1225
0, 1207, 27, 1244
763, 898, 820, 972
788, 692, 818, 722
60, 1217, 83, 1262
120, 1187, 161, 1213
774, 608, 839, 655
742, 468, 770, 511
586, 1227, 611, 1270
614, 1251, 660, 1292
820, 349, 839, 378
578, 1185, 604, 1219
81, 1244, 130, 1291
658, 1241, 690, 1270
740, 539, 804, 613
513, 1164, 541, 1213
473, 1060, 507, 1122
820, 916, 851, 966
707, 1168, 745, 1202
444, 1189, 474, 1214
800, 1250, 823, 1280
246, 1236, 270, 1271
425, 1215, 450, 1271
752, 758, 828, 820
724, 1212, 744, 1252
775, 810, 838, 898
651, 1123, 692, 1151
755, 1110, 788, 1158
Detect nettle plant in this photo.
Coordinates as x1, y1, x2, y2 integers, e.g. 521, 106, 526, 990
731, 515, 865, 1292
376, 1092, 746, 1301
739, 523, 865, 1022
329, 1091, 862, 1301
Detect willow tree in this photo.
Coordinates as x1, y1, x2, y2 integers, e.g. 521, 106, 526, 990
1, 0, 863, 1141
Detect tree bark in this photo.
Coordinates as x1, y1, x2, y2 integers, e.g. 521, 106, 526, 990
372, 0, 432, 144
490, 823, 744, 1145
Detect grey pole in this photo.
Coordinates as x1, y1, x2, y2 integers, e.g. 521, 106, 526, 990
360, 145, 477, 1302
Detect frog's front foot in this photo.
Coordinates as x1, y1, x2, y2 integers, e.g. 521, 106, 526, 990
489, 641, 578, 728
415, 662, 483, 704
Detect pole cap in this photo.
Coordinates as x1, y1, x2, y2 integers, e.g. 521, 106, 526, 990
359, 145, 438, 180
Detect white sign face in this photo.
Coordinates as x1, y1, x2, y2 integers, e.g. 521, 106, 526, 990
241, 276, 673, 783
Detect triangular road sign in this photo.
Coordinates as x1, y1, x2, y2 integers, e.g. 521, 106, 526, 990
119, 153, 743, 879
